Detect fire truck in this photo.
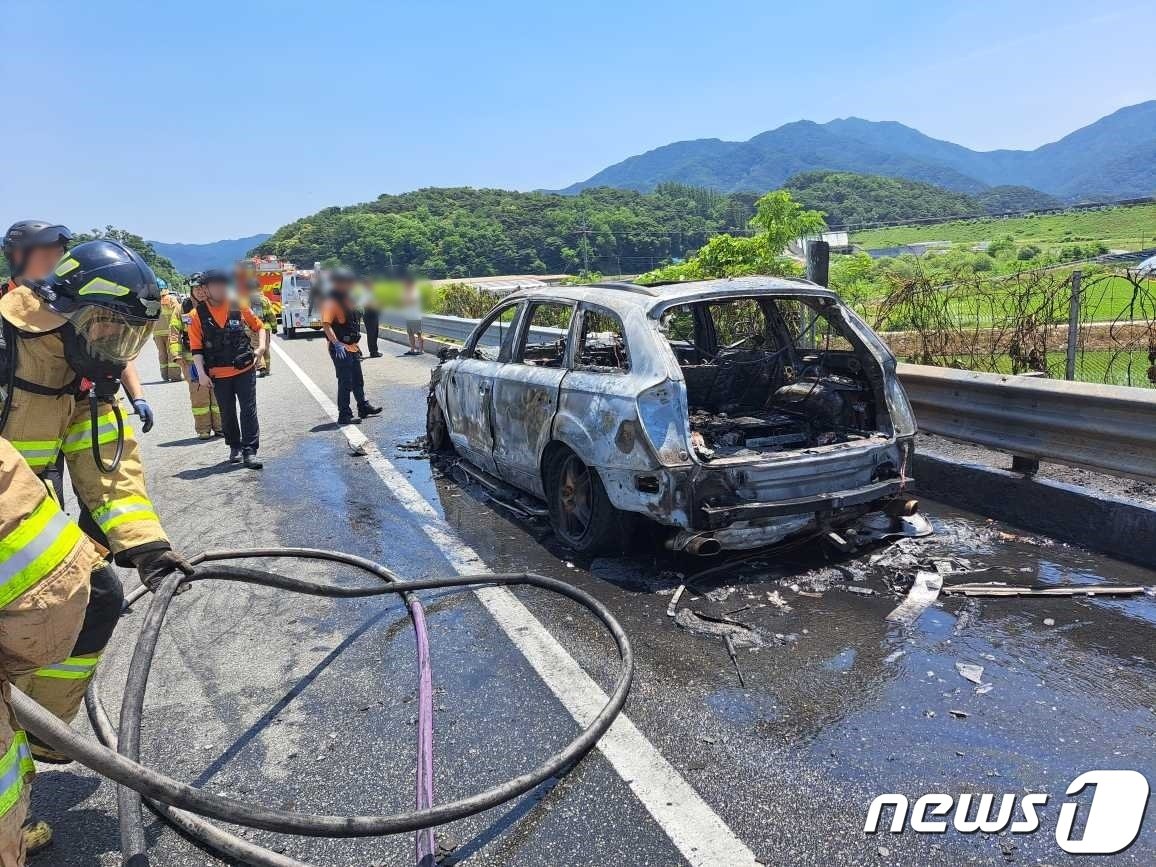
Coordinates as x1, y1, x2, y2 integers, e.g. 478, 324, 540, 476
279, 262, 326, 338
235, 257, 324, 338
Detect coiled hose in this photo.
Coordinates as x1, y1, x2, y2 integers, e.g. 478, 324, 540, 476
12, 547, 634, 866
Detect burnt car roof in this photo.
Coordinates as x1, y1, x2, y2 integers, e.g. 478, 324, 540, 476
503, 275, 840, 314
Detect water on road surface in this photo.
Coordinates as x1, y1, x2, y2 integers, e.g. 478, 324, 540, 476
37, 333, 1156, 866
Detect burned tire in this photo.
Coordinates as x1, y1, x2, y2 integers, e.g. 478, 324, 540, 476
545, 449, 629, 555
425, 396, 453, 453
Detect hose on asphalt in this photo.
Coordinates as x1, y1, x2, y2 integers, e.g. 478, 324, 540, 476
11, 547, 635, 867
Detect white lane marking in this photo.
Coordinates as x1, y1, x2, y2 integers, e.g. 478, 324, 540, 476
271, 340, 758, 866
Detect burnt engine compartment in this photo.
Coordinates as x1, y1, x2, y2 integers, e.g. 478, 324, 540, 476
667, 298, 885, 462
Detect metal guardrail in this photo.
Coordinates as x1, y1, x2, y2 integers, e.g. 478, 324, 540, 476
898, 363, 1156, 482
379, 311, 1156, 482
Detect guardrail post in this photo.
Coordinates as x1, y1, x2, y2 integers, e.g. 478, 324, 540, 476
1011, 455, 1040, 477
806, 240, 830, 287
1065, 270, 1082, 381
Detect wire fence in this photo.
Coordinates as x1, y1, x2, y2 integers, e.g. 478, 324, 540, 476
862, 266, 1156, 389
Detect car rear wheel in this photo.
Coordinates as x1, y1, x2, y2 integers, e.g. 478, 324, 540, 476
545, 450, 629, 555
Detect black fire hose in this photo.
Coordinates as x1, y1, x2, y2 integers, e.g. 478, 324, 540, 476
11, 547, 634, 866
89, 391, 126, 474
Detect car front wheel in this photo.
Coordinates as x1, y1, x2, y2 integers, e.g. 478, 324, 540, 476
545, 450, 630, 555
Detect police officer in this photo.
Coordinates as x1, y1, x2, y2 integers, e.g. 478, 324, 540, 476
188, 270, 266, 468
0, 239, 193, 853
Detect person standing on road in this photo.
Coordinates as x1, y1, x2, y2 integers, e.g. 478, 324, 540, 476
169, 276, 222, 439
188, 270, 266, 468
360, 277, 382, 358
401, 275, 424, 355
0, 239, 194, 855
0, 436, 98, 867
245, 279, 277, 376
152, 281, 182, 382
322, 268, 382, 425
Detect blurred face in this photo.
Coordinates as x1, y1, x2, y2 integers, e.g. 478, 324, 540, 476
333, 278, 354, 295
191, 284, 209, 303
204, 280, 228, 303
18, 244, 68, 282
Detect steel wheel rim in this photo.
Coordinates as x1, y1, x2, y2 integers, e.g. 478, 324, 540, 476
558, 455, 592, 539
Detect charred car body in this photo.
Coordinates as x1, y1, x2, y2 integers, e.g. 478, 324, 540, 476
426, 276, 924, 555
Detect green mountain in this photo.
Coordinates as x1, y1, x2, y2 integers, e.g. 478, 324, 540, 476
563, 102, 1156, 201
149, 233, 271, 275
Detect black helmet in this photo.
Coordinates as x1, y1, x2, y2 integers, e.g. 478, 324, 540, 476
330, 266, 356, 283
3, 220, 73, 279
39, 240, 161, 321
189, 271, 204, 285
199, 268, 230, 286
30, 240, 162, 375
3, 220, 72, 254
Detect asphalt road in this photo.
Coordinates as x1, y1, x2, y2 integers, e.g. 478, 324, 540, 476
35, 330, 1156, 867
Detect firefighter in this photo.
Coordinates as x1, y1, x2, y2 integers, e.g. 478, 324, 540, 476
1, 222, 72, 298
245, 279, 277, 376
0, 437, 96, 866
188, 270, 266, 468
169, 275, 222, 439
0, 239, 193, 853
321, 268, 382, 425
152, 280, 182, 382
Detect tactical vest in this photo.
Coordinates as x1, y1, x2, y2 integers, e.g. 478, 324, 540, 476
196, 301, 251, 369
330, 294, 361, 345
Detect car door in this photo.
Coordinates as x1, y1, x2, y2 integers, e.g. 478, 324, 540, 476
443, 301, 521, 474
490, 300, 576, 495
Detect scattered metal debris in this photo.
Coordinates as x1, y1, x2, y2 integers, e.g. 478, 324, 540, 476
943, 582, 1151, 598
886, 570, 944, 625
956, 662, 985, 684
666, 584, 687, 618
948, 709, 969, 719
723, 634, 746, 687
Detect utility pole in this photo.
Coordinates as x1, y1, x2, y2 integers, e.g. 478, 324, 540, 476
576, 220, 592, 274
1065, 270, 1082, 381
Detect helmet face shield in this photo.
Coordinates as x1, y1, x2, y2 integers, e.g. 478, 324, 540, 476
65, 305, 153, 365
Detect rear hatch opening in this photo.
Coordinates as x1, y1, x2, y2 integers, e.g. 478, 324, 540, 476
659, 294, 893, 464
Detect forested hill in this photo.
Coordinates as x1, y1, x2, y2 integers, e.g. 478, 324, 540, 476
783, 172, 983, 227
254, 174, 1070, 277
253, 185, 757, 277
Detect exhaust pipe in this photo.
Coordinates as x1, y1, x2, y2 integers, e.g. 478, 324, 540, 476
686, 536, 722, 556
666, 532, 722, 556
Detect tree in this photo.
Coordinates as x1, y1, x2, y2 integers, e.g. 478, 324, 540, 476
638, 190, 825, 283
748, 190, 827, 257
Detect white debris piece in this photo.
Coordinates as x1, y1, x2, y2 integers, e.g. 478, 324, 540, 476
956, 662, 985, 684
886, 570, 944, 625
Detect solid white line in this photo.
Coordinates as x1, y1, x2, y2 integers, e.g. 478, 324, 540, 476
271, 340, 759, 866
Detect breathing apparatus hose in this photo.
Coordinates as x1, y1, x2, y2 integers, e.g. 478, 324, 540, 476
11, 546, 635, 867
89, 390, 125, 474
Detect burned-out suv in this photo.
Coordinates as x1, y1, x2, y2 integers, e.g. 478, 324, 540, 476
426, 276, 922, 555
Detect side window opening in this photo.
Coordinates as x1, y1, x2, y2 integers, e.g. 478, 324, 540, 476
470, 303, 520, 361
516, 302, 574, 367
576, 308, 629, 371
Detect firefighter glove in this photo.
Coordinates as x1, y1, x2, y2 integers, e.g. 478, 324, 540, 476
132, 398, 155, 433
332, 344, 348, 360
134, 549, 196, 592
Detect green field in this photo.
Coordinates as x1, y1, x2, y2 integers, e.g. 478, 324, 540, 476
851, 202, 1156, 252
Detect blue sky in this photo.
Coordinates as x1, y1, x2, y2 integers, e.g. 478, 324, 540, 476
2, 0, 1152, 242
